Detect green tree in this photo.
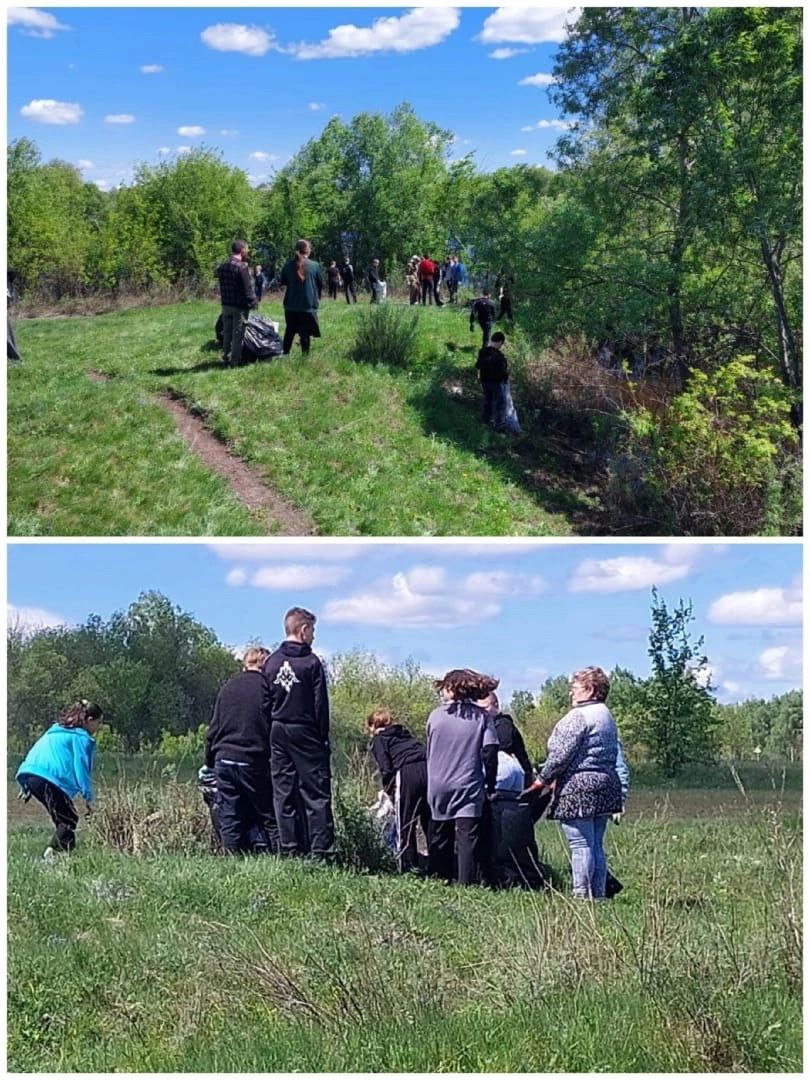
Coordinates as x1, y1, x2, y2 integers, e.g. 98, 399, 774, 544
635, 588, 717, 775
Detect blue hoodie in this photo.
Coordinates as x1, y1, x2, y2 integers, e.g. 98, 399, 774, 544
17, 724, 96, 801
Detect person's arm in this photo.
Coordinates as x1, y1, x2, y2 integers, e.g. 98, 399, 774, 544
74, 736, 95, 804
371, 737, 395, 794
540, 710, 587, 783
315, 267, 324, 299
615, 737, 630, 806
240, 262, 257, 308
470, 300, 476, 329
482, 714, 499, 794
313, 659, 330, 742
511, 725, 534, 787
498, 352, 509, 381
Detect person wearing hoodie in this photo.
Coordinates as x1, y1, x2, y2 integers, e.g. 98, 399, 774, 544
204, 645, 277, 855
367, 709, 431, 873
16, 700, 103, 857
263, 606, 335, 861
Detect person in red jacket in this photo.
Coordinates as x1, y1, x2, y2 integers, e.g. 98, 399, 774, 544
418, 255, 436, 306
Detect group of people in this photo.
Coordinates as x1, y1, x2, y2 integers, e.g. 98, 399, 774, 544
17, 604, 630, 901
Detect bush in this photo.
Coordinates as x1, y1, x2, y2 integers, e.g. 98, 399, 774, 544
156, 724, 207, 760
333, 773, 395, 875
350, 303, 420, 368
607, 356, 801, 535
87, 778, 213, 856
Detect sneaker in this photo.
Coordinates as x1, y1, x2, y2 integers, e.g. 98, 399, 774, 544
42, 846, 57, 863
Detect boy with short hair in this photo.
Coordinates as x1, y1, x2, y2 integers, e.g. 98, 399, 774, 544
470, 289, 497, 347
263, 607, 335, 861
205, 645, 277, 854
475, 331, 520, 434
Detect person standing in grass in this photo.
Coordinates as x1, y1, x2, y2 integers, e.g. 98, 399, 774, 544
204, 646, 278, 855
540, 666, 623, 900
263, 607, 336, 862
16, 701, 103, 858
278, 240, 325, 357
367, 259, 384, 303
254, 264, 265, 306
327, 260, 341, 300
418, 254, 436, 305
426, 669, 499, 885
216, 239, 258, 367
367, 709, 431, 874
340, 255, 358, 304
406, 257, 420, 305
470, 289, 497, 348
475, 331, 521, 434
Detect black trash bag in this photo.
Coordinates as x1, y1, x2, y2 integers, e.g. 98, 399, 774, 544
243, 314, 283, 360
213, 313, 283, 361
486, 797, 549, 890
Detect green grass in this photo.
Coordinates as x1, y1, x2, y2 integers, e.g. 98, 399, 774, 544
8, 771, 802, 1072
8, 299, 590, 536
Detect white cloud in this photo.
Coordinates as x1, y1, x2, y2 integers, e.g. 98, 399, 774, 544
77, 159, 94, 170
519, 72, 556, 87
325, 567, 500, 629
250, 565, 352, 590
220, 128, 239, 137
105, 114, 135, 125
758, 645, 802, 681
176, 146, 192, 154
290, 7, 460, 60
489, 47, 529, 60
8, 603, 68, 635
521, 118, 573, 132
479, 7, 575, 45
9, 8, 70, 38
177, 125, 205, 137
249, 150, 278, 162
93, 179, 110, 191
201, 23, 276, 57
140, 64, 163, 74
709, 582, 803, 626
463, 571, 545, 597
21, 99, 82, 125
226, 568, 248, 587
157, 147, 172, 155
209, 542, 365, 562
569, 555, 693, 594
511, 149, 528, 157
308, 102, 327, 111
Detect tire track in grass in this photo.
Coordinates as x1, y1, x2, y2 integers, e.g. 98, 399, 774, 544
85, 371, 315, 535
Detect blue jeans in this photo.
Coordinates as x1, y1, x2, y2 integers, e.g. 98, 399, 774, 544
559, 815, 609, 898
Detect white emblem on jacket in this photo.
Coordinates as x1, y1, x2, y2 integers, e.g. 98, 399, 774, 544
274, 660, 300, 693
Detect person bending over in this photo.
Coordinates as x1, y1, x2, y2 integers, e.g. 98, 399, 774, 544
367, 709, 431, 873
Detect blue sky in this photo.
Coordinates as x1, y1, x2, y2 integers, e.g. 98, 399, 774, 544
8, 542, 803, 704
8, 6, 577, 190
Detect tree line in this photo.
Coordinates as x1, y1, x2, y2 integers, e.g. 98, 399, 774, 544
8, 8, 800, 392
7, 590, 802, 774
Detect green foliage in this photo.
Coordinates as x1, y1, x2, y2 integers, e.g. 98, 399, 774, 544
715, 690, 802, 762
631, 589, 718, 776
156, 724, 208, 759
614, 356, 800, 534
349, 302, 420, 368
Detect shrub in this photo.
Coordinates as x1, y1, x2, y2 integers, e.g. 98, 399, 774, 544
607, 357, 800, 535
350, 303, 420, 369
87, 779, 212, 856
156, 724, 207, 760
333, 754, 396, 875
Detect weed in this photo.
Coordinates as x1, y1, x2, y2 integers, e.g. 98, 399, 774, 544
350, 303, 420, 369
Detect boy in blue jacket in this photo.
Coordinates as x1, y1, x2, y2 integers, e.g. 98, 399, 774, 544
17, 701, 103, 857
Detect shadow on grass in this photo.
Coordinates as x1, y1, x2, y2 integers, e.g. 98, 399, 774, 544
407, 356, 609, 534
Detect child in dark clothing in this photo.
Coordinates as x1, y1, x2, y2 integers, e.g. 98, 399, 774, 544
367, 709, 430, 873
475, 331, 520, 434
205, 645, 278, 855
470, 290, 496, 347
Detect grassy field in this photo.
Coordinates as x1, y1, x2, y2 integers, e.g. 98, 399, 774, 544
8, 298, 595, 537
7, 762, 802, 1072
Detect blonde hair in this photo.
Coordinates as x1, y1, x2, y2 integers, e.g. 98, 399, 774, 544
571, 666, 610, 702
366, 708, 396, 734
243, 646, 269, 669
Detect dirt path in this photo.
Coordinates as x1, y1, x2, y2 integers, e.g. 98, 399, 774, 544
85, 371, 315, 534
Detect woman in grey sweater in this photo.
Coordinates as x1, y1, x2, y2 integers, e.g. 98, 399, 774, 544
540, 666, 623, 899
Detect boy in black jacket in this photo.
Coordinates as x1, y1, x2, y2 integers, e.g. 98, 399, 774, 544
475, 330, 510, 427
263, 607, 335, 861
205, 646, 277, 854
367, 709, 431, 873
470, 290, 496, 347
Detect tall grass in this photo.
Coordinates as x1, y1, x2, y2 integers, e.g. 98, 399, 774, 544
350, 302, 421, 368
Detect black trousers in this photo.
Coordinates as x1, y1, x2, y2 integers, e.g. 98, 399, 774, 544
271, 723, 335, 859
282, 325, 310, 355
396, 761, 430, 873
421, 279, 433, 305
343, 281, 357, 303
498, 297, 513, 321
428, 815, 482, 885
328, 282, 338, 300
19, 773, 79, 851
214, 761, 279, 854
